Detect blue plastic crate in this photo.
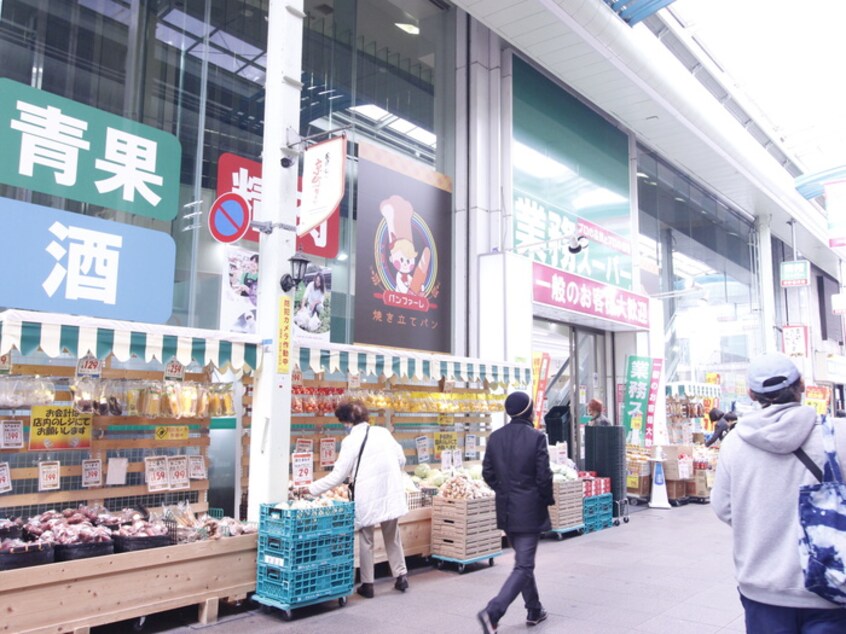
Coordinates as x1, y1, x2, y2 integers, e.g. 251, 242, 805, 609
259, 502, 354, 539
258, 532, 353, 571
257, 562, 353, 606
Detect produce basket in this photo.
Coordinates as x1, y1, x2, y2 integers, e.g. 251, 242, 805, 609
53, 540, 114, 561
259, 501, 353, 538
0, 523, 22, 540
0, 542, 54, 570
406, 490, 432, 510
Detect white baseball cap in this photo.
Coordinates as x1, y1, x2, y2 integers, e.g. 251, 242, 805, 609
747, 352, 801, 394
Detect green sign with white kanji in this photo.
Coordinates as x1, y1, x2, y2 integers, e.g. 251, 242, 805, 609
0, 78, 181, 220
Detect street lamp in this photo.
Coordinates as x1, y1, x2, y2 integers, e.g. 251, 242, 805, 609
280, 251, 311, 292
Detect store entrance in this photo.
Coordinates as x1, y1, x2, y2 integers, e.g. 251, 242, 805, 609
532, 319, 607, 465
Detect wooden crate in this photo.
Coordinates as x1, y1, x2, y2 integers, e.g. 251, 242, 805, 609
353, 507, 432, 568
0, 534, 257, 634
548, 480, 584, 529
432, 534, 501, 560
431, 495, 499, 560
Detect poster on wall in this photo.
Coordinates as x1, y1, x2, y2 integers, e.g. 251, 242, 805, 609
782, 325, 809, 358
354, 143, 452, 352
293, 264, 332, 342
219, 245, 258, 334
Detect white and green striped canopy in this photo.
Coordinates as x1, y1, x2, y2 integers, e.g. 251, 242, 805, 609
295, 341, 531, 386
0, 310, 260, 371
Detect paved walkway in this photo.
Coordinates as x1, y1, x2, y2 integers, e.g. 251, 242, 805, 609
97, 503, 744, 633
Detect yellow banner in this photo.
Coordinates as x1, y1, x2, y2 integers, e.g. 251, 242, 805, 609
277, 295, 292, 374
29, 406, 92, 451
155, 425, 189, 440
434, 431, 458, 459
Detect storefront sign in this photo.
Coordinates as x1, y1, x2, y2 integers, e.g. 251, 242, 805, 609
532, 262, 650, 330
0, 420, 24, 449
29, 405, 91, 451
291, 452, 313, 486
0, 462, 11, 494
0, 198, 175, 322
465, 434, 478, 459
188, 455, 207, 480
780, 260, 811, 287
277, 295, 292, 374
167, 455, 190, 491
319, 437, 336, 468
434, 432, 458, 460
416, 436, 430, 463
82, 459, 102, 488
38, 460, 61, 491
0, 79, 181, 220
216, 152, 340, 256
154, 425, 189, 441
783, 325, 809, 358
299, 136, 346, 236
805, 385, 831, 415
145, 456, 169, 492
354, 143, 453, 353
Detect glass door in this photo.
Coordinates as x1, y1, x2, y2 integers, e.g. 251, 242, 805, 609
574, 329, 607, 462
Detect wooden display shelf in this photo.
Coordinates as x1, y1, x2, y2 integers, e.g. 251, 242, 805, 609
353, 507, 432, 568
0, 534, 257, 634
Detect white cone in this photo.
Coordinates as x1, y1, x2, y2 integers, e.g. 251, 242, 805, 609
649, 460, 671, 509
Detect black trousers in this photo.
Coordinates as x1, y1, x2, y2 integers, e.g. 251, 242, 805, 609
486, 532, 543, 623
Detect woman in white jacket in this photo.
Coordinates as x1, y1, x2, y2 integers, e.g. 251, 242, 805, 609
308, 400, 409, 598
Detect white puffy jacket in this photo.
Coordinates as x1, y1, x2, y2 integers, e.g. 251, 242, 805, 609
309, 423, 408, 528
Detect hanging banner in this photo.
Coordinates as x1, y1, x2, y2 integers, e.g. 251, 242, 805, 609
216, 152, 340, 256
622, 355, 653, 447
220, 245, 258, 334
293, 265, 332, 342
29, 405, 91, 451
277, 295, 292, 374
354, 142, 452, 353
531, 352, 551, 428
644, 358, 664, 448
298, 136, 346, 237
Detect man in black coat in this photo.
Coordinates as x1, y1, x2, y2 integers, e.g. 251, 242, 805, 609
477, 392, 555, 633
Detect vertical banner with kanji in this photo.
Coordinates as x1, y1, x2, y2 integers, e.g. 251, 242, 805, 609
644, 358, 664, 448
277, 295, 292, 374
622, 356, 652, 446
532, 352, 551, 428
354, 143, 452, 352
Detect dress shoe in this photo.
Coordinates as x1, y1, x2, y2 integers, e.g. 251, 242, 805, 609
356, 583, 374, 599
394, 574, 409, 592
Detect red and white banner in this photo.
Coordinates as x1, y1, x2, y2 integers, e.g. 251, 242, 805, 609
644, 358, 664, 448
298, 136, 346, 237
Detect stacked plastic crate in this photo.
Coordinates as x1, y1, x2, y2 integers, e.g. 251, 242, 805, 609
584, 425, 627, 517
253, 502, 355, 620
582, 493, 614, 533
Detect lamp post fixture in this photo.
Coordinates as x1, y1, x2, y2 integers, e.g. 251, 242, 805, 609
280, 251, 311, 292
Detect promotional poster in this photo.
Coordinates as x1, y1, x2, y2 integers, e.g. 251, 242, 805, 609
293, 264, 332, 342
219, 245, 258, 334
354, 143, 452, 353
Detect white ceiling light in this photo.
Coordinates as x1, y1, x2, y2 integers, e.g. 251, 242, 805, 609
395, 23, 420, 35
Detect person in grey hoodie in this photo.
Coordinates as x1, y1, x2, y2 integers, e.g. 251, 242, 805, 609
711, 352, 846, 633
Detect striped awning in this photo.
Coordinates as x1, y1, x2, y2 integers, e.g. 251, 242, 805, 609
295, 341, 531, 386
0, 309, 260, 371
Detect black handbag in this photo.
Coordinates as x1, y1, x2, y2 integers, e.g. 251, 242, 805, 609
348, 425, 370, 502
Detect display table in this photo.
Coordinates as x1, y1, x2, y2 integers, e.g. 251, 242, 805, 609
353, 507, 432, 568
0, 534, 257, 634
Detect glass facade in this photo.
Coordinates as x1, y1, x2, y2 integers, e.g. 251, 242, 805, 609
0, 0, 455, 341
637, 146, 759, 403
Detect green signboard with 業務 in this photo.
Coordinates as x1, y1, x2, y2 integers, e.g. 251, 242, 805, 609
0, 78, 181, 221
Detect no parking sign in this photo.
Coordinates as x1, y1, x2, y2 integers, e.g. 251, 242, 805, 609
208, 192, 251, 243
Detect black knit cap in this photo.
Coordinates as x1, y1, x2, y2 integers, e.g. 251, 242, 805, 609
505, 391, 533, 419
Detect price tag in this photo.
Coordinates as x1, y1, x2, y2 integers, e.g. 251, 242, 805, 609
292, 368, 303, 386
38, 460, 61, 491
441, 449, 453, 470
320, 437, 336, 468
465, 434, 477, 459
292, 452, 313, 486
554, 443, 568, 465
145, 456, 170, 492
106, 457, 128, 485
415, 436, 430, 463
452, 448, 463, 469
188, 455, 207, 480
82, 459, 102, 488
76, 353, 102, 379
0, 352, 11, 375
437, 414, 453, 427
0, 462, 12, 494
167, 455, 190, 490
1, 420, 24, 449
164, 357, 185, 382
295, 438, 314, 453
347, 372, 361, 389
155, 426, 189, 440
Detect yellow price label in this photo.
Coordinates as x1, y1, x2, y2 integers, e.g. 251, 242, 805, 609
631, 415, 643, 430
155, 426, 189, 440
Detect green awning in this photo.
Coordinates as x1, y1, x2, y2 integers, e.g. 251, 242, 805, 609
0, 310, 260, 372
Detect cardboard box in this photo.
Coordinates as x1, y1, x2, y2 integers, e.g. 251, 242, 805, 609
686, 471, 711, 498
662, 445, 694, 480
666, 479, 688, 500
627, 475, 651, 497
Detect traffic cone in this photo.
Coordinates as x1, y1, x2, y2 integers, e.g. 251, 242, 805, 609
649, 459, 671, 509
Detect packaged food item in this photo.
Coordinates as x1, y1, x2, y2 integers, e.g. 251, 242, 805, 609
70, 377, 98, 414
208, 385, 222, 417
221, 384, 235, 416
31, 378, 56, 405
196, 384, 209, 418
141, 382, 162, 418
162, 382, 182, 418
180, 383, 199, 418
125, 382, 143, 416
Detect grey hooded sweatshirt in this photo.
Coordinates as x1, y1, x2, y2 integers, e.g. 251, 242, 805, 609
712, 403, 846, 608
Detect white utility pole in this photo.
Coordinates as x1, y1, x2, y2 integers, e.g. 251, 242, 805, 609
247, 0, 305, 520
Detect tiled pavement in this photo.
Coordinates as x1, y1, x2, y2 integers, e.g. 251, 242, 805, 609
97, 503, 744, 633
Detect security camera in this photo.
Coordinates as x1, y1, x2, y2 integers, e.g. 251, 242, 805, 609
280, 156, 295, 168
568, 234, 589, 254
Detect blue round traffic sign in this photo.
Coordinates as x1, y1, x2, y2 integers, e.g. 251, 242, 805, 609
208, 192, 251, 243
